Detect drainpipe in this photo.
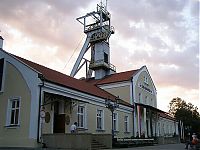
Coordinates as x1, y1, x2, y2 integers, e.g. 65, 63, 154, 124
131, 77, 135, 137
37, 74, 44, 143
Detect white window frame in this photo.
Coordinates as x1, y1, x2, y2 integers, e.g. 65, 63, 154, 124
96, 109, 104, 130
113, 113, 118, 131
124, 115, 129, 132
77, 105, 86, 128
6, 97, 21, 127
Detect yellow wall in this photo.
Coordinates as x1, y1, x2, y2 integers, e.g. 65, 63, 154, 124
42, 103, 53, 134
42, 100, 133, 138
72, 102, 133, 138
0, 62, 36, 147
103, 85, 131, 103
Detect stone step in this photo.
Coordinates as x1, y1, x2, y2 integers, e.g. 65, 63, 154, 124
91, 139, 108, 150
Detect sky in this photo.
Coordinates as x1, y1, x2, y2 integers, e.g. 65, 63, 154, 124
0, 0, 199, 112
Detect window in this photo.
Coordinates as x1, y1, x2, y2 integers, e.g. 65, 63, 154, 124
145, 96, 148, 104
124, 116, 129, 132
144, 76, 148, 84
6, 97, 21, 126
138, 93, 141, 103
0, 58, 5, 91
97, 109, 103, 130
104, 52, 108, 63
77, 106, 85, 128
113, 113, 118, 131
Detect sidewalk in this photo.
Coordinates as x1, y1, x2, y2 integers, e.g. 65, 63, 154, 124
110, 143, 185, 150
0, 143, 186, 150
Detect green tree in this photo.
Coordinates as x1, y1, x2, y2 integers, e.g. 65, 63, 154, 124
168, 97, 200, 133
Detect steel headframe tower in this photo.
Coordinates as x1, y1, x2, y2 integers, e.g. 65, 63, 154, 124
70, 1, 116, 79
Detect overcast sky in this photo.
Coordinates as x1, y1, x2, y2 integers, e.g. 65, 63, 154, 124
0, 0, 199, 112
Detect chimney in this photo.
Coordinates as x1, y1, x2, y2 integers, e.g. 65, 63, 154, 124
0, 36, 3, 49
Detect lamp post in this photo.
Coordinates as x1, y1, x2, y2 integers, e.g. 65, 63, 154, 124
105, 96, 120, 142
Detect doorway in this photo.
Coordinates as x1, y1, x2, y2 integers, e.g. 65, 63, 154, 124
53, 101, 65, 133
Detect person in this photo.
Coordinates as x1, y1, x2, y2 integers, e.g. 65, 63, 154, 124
136, 132, 139, 138
191, 133, 198, 145
185, 133, 199, 149
185, 132, 191, 149
70, 122, 77, 133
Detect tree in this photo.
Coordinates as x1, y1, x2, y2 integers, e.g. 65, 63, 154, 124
168, 97, 200, 133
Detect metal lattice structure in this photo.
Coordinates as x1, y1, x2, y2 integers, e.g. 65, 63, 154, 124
70, 2, 116, 79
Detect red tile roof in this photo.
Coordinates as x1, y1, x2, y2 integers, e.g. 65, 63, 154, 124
15, 56, 117, 100
85, 69, 140, 85
158, 112, 176, 121
12, 55, 131, 107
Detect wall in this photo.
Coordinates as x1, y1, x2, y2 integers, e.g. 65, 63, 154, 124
42, 102, 53, 134
104, 85, 131, 104
157, 136, 180, 144
43, 133, 112, 149
157, 117, 178, 137
135, 71, 156, 107
41, 97, 133, 139
0, 62, 36, 147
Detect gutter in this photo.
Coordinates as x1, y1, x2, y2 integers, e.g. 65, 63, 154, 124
37, 74, 45, 143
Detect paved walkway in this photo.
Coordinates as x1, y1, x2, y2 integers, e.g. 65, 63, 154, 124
0, 143, 186, 150
111, 143, 185, 150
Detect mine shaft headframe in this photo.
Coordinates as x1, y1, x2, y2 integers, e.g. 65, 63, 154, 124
76, 2, 115, 36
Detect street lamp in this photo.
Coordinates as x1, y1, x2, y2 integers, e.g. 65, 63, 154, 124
105, 96, 120, 142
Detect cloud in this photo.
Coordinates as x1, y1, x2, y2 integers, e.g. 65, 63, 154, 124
157, 85, 199, 112
0, 0, 199, 110
108, 0, 199, 90
0, 0, 94, 60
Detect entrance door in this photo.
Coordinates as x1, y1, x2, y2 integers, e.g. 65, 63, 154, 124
54, 114, 65, 133
53, 101, 65, 133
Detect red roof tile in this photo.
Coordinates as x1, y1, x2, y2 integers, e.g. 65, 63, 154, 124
12, 55, 133, 108
86, 69, 140, 85
158, 112, 176, 121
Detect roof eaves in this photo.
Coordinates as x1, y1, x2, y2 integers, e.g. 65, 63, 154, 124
97, 79, 131, 86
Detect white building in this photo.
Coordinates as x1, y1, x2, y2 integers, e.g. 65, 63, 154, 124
0, 2, 179, 149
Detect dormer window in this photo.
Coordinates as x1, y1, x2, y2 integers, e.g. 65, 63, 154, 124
0, 58, 5, 92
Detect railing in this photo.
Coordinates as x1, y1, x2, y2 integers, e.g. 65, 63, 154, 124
97, 3, 111, 19
89, 59, 116, 72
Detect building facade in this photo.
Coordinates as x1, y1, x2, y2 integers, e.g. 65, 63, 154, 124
0, 47, 178, 148
0, 3, 179, 147
0, 48, 134, 148
86, 66, 179, 139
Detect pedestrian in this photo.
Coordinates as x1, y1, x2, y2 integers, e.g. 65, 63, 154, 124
70, 122, 77, 133
136, 132, 139, 138
185, 132, 191, 149
191, 133, 198, 145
